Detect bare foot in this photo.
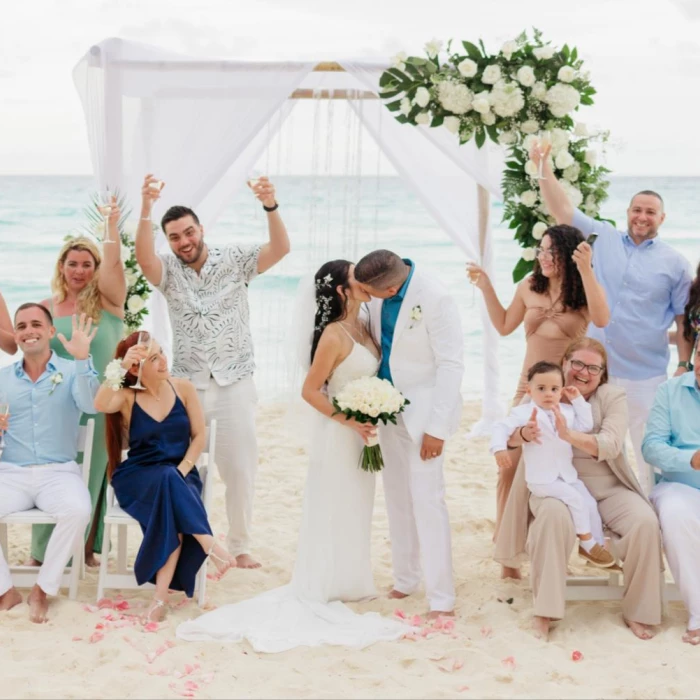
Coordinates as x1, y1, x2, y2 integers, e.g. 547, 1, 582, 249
142, 598, 167, 624
426, 610, 455, 620
27, 585, 49, 624
207, 543, 237, 580
0, 587, 22, 611
501, 566, 522, 580
23, 558, 42, 567
682, 628, 700, 645
388, 589, 410, 600
84, 552, 100, 568
624, 618, 655, 640
235, 553, 261, 570
533, 616, 550, 640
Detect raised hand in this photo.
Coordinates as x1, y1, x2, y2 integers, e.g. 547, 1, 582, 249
571, 241, 593, 273
248, 176, 276, 209
120, 345, 149, 373
494, 450, 513, 470
551, 405, 571, 442
57, 314, 97, 361
141, 174, 165, 206
529, 139, 552, 168
562, 385, 582, 401
520, 407, 542, 444
465, 262, 489, 291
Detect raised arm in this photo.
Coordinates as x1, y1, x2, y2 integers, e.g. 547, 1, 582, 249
94, 344, 146, 413
57, 315, 100, 414
176, 379, 206, 477
250, 177, 290, 275
134, 174, 165, 287
0, 290, 17, 354
466, 264, 527, 336
97, 195, 127, 316
571, 241, 609, 327
529, 143, 574, 225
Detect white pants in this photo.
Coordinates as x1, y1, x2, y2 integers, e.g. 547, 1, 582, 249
609, 374, 666, 496
380, 417, 454, 612
528, 477, 605, 544
650, 481, 700, 630
197, 377, 258, 557
0, 461, 91, 596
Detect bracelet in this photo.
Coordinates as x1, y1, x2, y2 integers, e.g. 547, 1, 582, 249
519, 426, 531, 443
182, 458, 194, 468
140, 217, 152, 222
263, 202, 279, 212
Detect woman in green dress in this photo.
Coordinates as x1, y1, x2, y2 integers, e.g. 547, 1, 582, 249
28, 201, 125, 568
0, 290, 17, 354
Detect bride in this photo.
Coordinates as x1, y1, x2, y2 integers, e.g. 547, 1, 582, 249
176, 260, 408, 652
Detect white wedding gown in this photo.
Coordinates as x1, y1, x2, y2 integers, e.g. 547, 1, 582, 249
176, 341, 408, 652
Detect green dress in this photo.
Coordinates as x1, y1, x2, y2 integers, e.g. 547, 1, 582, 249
30, 308, 124, 561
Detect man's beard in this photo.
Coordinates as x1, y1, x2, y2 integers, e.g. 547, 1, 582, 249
176, 239, 205, 264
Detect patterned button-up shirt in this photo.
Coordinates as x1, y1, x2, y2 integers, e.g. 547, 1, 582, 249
157, 245, 261, 388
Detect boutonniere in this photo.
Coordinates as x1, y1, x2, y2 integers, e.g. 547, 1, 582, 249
408, 304, 423, 329
49, 372, 64, 395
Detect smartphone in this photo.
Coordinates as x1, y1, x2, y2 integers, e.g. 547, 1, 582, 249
587, 233, 599, 246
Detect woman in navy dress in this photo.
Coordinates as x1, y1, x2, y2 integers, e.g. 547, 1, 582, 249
95, 331, 236, 621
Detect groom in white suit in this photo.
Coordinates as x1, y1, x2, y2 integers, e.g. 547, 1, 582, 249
355, 250, 464, 616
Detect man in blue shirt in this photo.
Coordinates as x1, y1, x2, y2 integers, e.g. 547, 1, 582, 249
535, 146, 693, 493
643, 342, 700, 645
0, 304, 98, 623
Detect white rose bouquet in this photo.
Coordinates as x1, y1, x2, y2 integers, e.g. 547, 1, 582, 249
332, 376, 410, 473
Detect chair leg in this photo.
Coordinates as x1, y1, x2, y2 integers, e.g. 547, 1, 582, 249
0, 524, 7, 559
197, 561, 207, 608
117, 525, 128, 574
97, 522, 112, 602
69, 543, 81, 600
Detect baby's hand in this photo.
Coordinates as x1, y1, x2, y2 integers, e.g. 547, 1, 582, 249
494, 450, 513, 470
562, 385, 581, 401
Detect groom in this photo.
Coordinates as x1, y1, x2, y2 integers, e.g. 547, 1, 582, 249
355, 250, 464, 617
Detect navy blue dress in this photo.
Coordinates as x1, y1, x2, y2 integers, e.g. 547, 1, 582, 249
112, 385, 212, 597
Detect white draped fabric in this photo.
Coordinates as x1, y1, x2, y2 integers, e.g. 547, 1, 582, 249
72, 38, 506, 428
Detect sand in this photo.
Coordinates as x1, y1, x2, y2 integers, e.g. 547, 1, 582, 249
1, 401, 698, 700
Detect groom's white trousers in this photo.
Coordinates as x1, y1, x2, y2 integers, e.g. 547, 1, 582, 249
0, 461, 91, 596
380, 417, 455, 612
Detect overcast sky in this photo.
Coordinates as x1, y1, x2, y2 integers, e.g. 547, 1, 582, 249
2, 0, 699, 176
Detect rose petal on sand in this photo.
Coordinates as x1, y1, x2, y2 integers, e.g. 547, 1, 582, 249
501, 656, 516, 670
184, 681, 200, 691
443, 620, 455, 632
571, 650, 583, 662
72, 636, 82, 642
394, 609, 406, 619
144, 621, 159, 633
409, 615, 423, 627
97, 598, 115, 609
480, 626, 493, 638
89, 631, 104, 644
115, 600, 130, 611
82, 604, 99, 613
457, 685, 470, 692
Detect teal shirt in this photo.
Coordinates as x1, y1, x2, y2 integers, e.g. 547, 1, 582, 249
378, 260, 414, 384
642, 372, 700, 490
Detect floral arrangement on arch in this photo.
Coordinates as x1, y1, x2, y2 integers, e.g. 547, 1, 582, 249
76, 191, 152, 331
379, 29, 611, 281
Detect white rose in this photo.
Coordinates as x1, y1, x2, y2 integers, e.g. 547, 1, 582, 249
415, 111, 430, 125
524, 159, 539, 177
516, 66, 536, 87
574, 122, 588, 138
481, 64, 502, 85
498, 131, 517, 145
520, 190, 538, 208
558, 66, 576, 83
585, 149, 597, 167
501, 40, 518, 60
399, 97, 411, 116
125, 269, 139, 286
481, 111, 496, 125
532, 222, 548, 240
563, 162, 581, 182
545, 83, 580, 118
520, 119, 539, 134
458, 59, 478, 78
530, 81, 547, 100
127, 295, 146, 313
424, 38, 443, 58
472, 91, 491, 114
550, 128, 570, 154
414, 86, 431, 108
521, 247, 537, 261
554, 150, 575, 170
443, 116, 461, 134
532, 46, 555, 61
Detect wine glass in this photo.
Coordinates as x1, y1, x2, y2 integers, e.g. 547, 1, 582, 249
246, 169, 263, 189
537, 131, 551, 181
466, 262, 481, 306
98, 189, 116, 244
0, 391, 9, 454
132, 331, 151, 391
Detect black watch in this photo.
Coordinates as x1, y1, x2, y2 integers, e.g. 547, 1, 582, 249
263, 202, 279, 212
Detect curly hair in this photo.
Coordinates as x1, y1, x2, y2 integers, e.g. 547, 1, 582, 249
51, 237, 103, 323
683, 260, 700, 342
529, 224, 587, 311
309, 260, 352, 365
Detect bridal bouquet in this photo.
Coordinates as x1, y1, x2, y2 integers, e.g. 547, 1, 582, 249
332, 376, 409, 473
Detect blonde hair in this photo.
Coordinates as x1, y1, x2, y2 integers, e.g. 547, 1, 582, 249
562, 336, 609, 384
52, 237, 103, 323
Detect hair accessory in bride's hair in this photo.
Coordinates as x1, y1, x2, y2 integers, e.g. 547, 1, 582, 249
314, 273, 335, 332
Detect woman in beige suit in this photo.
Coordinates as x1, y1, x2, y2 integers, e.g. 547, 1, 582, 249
494, 337, 663, 641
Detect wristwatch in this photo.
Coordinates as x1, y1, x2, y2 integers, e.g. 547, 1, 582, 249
678, 361, 691, 370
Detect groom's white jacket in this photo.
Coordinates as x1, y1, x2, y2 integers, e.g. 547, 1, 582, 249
368, 266, 464, 444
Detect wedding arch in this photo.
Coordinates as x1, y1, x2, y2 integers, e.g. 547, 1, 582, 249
72, 37, 507, 430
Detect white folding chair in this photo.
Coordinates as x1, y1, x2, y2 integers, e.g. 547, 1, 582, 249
0, 419, 96, 600
96, 420, 217, 606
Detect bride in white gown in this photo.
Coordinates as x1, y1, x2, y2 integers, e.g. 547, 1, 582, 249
177, 260, 408, 652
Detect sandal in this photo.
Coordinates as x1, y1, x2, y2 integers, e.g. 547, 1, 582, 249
143, 597, 167, 623
207, 543, 236, 581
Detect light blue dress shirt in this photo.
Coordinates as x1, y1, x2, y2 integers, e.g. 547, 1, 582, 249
0, 352, 99, 466
641, 372, 700, 490
378, 260, 415, 384
572, 210, 692, 381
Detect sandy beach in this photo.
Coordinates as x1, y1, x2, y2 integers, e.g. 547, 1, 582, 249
1, 401, 697, 700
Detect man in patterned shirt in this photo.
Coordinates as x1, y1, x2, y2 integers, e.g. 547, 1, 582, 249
135, 174, 290, 568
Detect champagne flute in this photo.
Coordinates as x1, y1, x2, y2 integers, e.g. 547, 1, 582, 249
132, 331, 151, 391
537, 130, 551, 181
246, 169, 263, 189
98, 189, 116, 244
466, 261, 481, 306
0, 391, 9, 454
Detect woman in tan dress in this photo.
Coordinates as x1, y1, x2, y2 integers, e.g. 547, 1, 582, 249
468, 225, 609, 577
494, 337, 663, 641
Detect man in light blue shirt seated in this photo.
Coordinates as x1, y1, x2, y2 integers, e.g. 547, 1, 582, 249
0, 304, 99, 623
535, 147, 693, 494
643, 342, 700, 645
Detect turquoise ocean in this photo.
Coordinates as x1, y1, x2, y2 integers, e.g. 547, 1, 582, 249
0, 175, 696, 402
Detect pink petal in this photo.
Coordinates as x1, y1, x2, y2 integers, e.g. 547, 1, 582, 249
97, 598, 115, 609
82, 604, 99, 613
501, 656, 516, 670
144, 622, 159, 633
571, 650, 584, 662
457, 685, 470, 692
409, 615, 423, 626
394, 608, 406, 619
184, 681, 199, 691
452, 659, 464, 671
72, 636, 82, 642
184, 664, 194, 674
89, 631, 104, 644
443, 620, 455, 632
115, 600, 130, 611
166, 640, 176, 648
480, 626, 493, 638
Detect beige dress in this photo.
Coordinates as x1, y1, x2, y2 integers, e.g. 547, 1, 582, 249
494, 384, 663, 625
